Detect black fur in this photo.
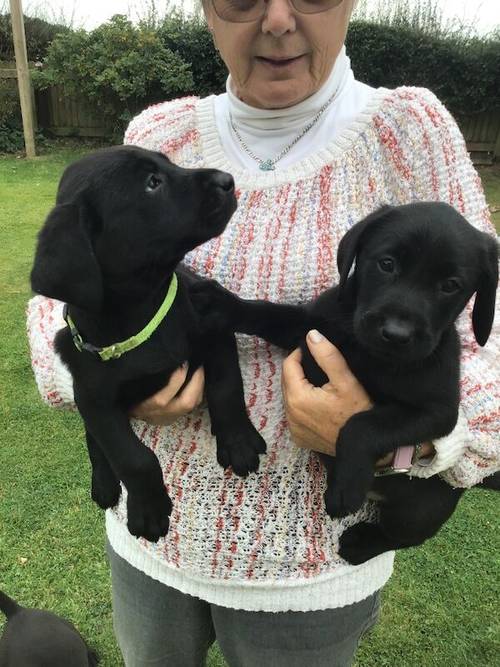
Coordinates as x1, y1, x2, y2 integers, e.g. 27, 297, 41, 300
31, 146, 265, 542
192, 202, 499, 564
0, 590, 98, 666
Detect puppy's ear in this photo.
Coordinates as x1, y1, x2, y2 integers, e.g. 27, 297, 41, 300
31, 203, 103, 311
472, 235, 498, 346
337, 206, 393, 295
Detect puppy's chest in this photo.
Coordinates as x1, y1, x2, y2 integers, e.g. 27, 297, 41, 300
344, 344, 458, 409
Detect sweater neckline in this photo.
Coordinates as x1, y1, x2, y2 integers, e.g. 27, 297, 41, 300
196, 86, 390, 188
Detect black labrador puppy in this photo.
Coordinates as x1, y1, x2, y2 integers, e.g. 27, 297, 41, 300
193, 202, 498, 564
0, 590, 98, 666
31, 146, 265, 542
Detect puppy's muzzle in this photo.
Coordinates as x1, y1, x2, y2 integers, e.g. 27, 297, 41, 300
380, 318, 413, 346
211, 172, 235, 193
359, 309, 433, 358
201, 170, 237, 225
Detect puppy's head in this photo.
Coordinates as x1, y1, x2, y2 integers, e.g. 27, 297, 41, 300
31, 146, 236, 311
337, 202, 498, 362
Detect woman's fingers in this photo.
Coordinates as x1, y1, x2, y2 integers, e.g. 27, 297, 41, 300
282, 332, 373, 454
167, 367, 205, 414
305, 330, 357, 393
138, 364, 189, 412
130, 364, 205, 425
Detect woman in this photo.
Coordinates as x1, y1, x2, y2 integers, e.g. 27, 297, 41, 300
27, 0, 499, 665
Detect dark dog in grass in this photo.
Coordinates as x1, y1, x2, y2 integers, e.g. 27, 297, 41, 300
0, 590, 98, 666
192, 202, 498, 564
30, 146, 265, 542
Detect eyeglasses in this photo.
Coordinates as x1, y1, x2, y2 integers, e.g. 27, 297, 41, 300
211, 0, 344, 23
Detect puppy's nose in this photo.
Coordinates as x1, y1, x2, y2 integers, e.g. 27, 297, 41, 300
380, 320, 413, 345
213, 172, 235, 192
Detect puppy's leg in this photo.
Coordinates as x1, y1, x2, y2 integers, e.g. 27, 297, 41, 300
338, 522, 398, 565
339, 477, 464, 564
75, 389, 171, 542
85, 429, 121, 509
204, 332, 266, 476
375, 476, 463, 552
192, 280, 310, 350
325, 404, 457, 518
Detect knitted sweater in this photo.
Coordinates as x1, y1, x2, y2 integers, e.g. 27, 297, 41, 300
27, 86, 500, 613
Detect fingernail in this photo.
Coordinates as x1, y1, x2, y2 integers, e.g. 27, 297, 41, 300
308, 329, 324, 344
181, 361, 188, 369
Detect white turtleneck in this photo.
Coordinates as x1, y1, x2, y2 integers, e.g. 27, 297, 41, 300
213, 46, 376, 171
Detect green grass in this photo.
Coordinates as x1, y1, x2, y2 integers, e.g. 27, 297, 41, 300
0, 145, 499, 667
479, 163, 500, 232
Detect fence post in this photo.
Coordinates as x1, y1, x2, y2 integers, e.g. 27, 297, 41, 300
9, 0, 36, 157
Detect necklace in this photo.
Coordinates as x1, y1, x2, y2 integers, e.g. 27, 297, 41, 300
229, 90, 337, 171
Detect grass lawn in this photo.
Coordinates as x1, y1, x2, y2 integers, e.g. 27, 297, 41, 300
0, 145, 499, 667
479, 163, 500, 232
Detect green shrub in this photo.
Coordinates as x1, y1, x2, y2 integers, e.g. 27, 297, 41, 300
0, 78, 20, 125
34, 15, 194, 135
0, 121, 24, 153
0, 13, 68, 61
346, 21, 500, 116
0, 116, 48, 154
159, 13, 227, 98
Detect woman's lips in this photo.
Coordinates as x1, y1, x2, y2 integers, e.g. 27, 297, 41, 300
257, 55, 305, 68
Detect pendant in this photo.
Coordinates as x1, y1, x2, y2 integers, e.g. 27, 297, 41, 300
259, 159, 275, 171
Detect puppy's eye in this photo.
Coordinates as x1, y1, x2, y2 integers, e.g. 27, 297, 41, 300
146, 175, 162, 192
378, 258, 395, 273
441, 278, 462, 294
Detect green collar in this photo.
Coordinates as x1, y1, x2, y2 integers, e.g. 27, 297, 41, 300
63, 273, 179, 361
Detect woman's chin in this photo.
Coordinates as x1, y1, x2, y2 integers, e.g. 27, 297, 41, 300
238, 63, 318, 109
244, 84, 309, 110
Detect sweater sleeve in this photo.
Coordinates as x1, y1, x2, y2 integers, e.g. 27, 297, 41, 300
393, 88, 499, 487
26, 295, 75, 409
123, 96, 199, 156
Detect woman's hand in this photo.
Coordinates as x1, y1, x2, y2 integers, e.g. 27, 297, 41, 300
130, 364, 205, 426
282, 330, 373, 455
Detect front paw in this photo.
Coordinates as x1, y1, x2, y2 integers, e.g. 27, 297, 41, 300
126, 488, 172, 542
216, 421, 267, 477
324, 456, 374, 518
190, 280, 239, 333
91, 466, 121, 509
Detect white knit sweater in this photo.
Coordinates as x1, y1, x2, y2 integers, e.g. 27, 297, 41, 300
27, 85, 499, 612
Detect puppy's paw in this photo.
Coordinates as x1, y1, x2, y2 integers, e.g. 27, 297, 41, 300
325, 483, 369, 518
324, 470, 371, 519
91, 467, 121, 509
190, 280, 240, 333
126, 488, 172, 542
338, 523, 381, 565
216, 422, 267, 477
324, 447, 375, 518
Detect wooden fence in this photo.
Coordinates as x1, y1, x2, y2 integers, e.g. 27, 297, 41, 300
0, 62, 111, 137
1, 62, 499, 161
36, 85, 111, 137
457, 111, 500, 165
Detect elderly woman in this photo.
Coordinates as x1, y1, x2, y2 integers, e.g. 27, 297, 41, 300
27, 0, 499, 665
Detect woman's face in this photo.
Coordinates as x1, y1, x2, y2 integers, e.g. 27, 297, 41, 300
204, 0, 355, 109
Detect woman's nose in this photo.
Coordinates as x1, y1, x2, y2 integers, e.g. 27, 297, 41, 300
261, 0, 297, 36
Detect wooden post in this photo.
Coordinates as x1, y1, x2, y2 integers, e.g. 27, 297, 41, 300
9, 0, 36, 157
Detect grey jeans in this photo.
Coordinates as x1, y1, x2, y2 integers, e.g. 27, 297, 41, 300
107, 542, 381, 667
